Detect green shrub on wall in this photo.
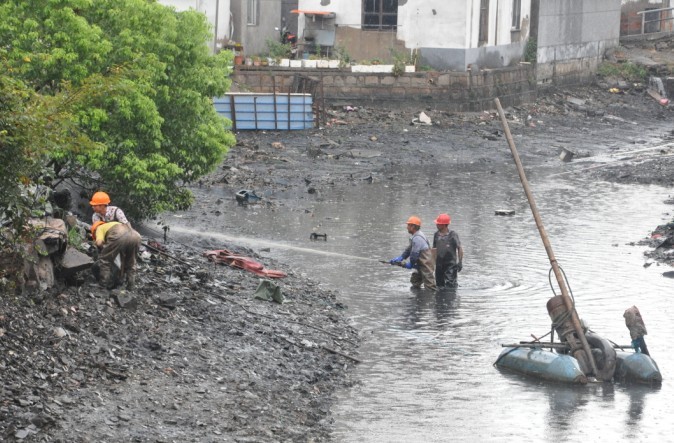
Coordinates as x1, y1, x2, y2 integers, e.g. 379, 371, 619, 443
524, 38, 537, 63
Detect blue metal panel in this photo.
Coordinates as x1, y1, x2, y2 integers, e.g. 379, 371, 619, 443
214, 93, 314, 131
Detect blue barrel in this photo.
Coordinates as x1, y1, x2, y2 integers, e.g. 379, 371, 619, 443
496, 347, 588, 384
615, 351, 662, 384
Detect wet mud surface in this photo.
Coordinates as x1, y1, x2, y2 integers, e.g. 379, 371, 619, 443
3, 82, 674, 441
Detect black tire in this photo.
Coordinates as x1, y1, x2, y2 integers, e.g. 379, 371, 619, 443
585, 331, 617, 381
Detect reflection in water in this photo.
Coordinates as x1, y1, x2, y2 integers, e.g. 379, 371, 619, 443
544, 383, 614, 441
403, 288, 460, 332
624, 384, 660, 439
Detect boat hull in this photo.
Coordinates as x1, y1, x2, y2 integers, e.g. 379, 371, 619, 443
496, 347, 587, 384
615, 351, 662, 384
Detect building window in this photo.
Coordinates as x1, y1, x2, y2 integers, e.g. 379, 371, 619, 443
479, 0, 489, 45
247, 0, 258, 26
511, 0, 521, 30
363, 0, 398, 31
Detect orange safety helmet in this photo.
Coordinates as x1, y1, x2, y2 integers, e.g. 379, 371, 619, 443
89, 191, 111, 206
406, 216, 422, 227
434, 213, 451, 225
91, 221, 105, 237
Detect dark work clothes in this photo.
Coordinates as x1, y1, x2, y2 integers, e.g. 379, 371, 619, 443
433, 230, 461, 287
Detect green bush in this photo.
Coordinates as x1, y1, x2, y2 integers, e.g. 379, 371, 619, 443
598, 62, 648, 82
524, 38, 537, 63
390, 49, 413, 77
334, 46, 351, 68
266, 39, 291, 59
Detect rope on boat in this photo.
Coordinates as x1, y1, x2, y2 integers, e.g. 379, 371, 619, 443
495, 265, 579, 367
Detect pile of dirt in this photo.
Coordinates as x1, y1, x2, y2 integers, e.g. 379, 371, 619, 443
0, 237, 359, 442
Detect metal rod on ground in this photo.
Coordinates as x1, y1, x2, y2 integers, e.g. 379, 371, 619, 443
494, 97, 599, 378
501, 342, 634, 350
229, 95, 237, 132
321, 345, 362, 363
272, 75, 278, 130
142, 242, 191, 266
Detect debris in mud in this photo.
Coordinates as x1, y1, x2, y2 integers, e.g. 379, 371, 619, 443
559, 147, 575, 162
495, 210, 516, 216
412, 111, 432, 126
235, 189, 262, 204
1, 227, 359, 441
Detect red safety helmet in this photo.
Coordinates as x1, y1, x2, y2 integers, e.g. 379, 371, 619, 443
90, 191, 111, 206
406, 216, 421, 227
434, 213, 451, 225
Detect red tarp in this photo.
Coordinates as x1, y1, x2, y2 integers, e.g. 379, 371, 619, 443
204, 249, 287, 278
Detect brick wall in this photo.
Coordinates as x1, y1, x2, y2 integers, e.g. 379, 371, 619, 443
231, 65, 537, 112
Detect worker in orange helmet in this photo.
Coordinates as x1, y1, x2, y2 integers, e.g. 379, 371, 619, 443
433, 213, 463, 288
89, 191, 131, 227
91, 220, 142, 290
389, 216, 436, 291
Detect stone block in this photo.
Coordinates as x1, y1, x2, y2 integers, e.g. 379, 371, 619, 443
158, 294, 178, 308
410, 77, 428, 87
391, 87, 406, 97
59, 247, 94, 277
365, 76, 379, 85
113, 292, 138, 309
381, 76, 396, 86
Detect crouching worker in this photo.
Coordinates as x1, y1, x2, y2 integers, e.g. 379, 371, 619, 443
389, 216, 436, 291
91, 221, 141, 290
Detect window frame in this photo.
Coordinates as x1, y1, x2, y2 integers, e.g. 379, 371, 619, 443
247, 0, 258, 26
478, 0, 489, 45
362, 0, 398, 31
511, 0, 521, 30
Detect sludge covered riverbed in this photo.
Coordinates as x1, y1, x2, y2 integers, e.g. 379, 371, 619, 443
4, 87, 674, 442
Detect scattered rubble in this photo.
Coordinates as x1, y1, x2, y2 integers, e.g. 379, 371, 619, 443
1, 235, 359, 442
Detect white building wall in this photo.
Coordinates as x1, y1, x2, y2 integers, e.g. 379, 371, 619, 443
467, 0, 532, 48
297, 0, 361, 27
537, 0, 621, 64
397, 1, 469, 49
536, 0, 622, 84
297, 0, 530, 49
158, 0, 232, 52
295, 0, 532, 69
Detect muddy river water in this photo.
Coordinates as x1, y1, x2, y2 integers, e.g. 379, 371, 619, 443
172, 158, 673, 441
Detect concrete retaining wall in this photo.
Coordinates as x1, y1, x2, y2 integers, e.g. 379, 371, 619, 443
536, 0, 622, 86
232, 65, 536, 111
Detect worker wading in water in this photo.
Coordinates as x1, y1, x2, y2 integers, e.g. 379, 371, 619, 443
390, 216, 437, 291
91, 221, 142, 290
432, 213, 463, 288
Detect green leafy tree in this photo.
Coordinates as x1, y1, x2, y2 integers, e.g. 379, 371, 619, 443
0, 62, 106, 275
0, 0, 235, 220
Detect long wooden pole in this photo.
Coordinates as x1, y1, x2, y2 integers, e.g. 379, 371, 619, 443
494, 98, 599, 378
